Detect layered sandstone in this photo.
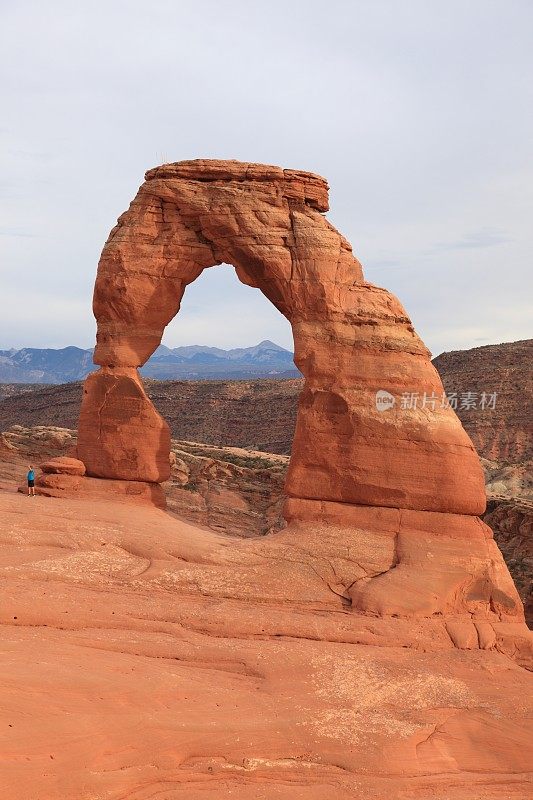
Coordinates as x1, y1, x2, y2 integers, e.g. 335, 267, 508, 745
433, 339, 533, 463
484, 496, 533, 625
0, 378, 300, 453
1, 424, 532, 795
2, 336, 531, 460
79, 368, 170, 482
166, 440, 287, 536
41, 456, 86, 476
72, 158, 529, 641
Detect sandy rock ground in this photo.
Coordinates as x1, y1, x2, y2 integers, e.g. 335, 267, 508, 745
1, 427, 533, 798
0, 426, 287, 536
3, 426, 532, 625
1, 487, 533, 800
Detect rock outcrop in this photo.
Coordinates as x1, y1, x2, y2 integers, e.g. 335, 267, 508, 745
73, 157, 529, 632
41, 456, 86, 476
433, 338, 533, 464
0, 378, 301, 453
3, 337, 529, 462
79, 368, 170, 482
1, 423, 532, 795
4, 425, 532, 625
78, 159, 485, 517
1, 488, 532, 799
484, 496, 533, 626
166, 441, 287, 536
2, 160, 528, 796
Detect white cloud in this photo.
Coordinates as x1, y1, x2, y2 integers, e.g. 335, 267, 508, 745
0, 0, 532, 353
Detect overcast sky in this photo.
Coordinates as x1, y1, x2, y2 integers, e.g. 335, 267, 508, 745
1, 0, 532, 356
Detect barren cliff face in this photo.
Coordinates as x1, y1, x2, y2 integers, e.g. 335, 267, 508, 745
433, 339, 533, 464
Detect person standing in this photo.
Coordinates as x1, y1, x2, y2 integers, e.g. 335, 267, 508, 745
27, 465, 35, 497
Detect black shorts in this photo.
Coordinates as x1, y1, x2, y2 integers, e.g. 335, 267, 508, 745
28, 479, 35, 487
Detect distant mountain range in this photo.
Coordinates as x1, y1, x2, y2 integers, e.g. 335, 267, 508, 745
0, 347, 95, 384
0, 341, 299, 383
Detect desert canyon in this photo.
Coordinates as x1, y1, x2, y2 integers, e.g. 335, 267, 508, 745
1, 160, 532, 799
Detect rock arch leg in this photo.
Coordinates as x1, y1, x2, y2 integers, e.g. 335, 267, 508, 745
79, 368, 171, 483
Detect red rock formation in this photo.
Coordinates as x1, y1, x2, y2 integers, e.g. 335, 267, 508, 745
40, 456, 86, 476
73, 157, 531, 627
484, 497, 533, 626
33, 159, 529, 795
1, 423, 532, 795
4, 425, 532, 623
78, 159, 485, 516
79, 368, 170, 482
1, 489, 532, 799
433, 339, 533, 463
166, 441, 287, 536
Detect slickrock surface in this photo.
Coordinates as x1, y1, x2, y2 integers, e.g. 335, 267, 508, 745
5, 426, 533, 623
1, 487, 533, 799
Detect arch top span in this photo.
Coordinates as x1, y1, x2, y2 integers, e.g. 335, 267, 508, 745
144, 159, 330, 212
92, 158, 361, 370
79, 158, 487, 518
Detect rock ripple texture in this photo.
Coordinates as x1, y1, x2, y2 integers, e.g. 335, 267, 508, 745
0, 490, 532, 799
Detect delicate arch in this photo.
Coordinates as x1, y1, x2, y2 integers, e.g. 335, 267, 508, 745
78, 160, 485, 517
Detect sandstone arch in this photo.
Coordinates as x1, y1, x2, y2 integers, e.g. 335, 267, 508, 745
5, 161, 531, 800
78, 159, 485, 516
73, 159, 533, 624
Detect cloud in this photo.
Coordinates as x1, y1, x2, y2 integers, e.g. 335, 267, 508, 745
427, 228, 511, 254
0, 0, 532, 354
0, 228, 40, 238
